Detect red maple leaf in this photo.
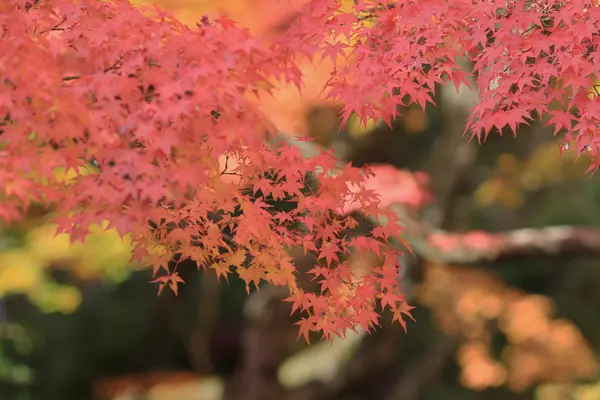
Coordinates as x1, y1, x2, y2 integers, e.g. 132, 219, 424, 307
321, 41, 348, 64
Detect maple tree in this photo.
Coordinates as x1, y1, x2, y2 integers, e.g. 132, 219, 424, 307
1, 0, 599, 342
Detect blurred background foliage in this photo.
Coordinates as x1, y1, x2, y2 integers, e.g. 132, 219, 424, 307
2, 1, 600, 399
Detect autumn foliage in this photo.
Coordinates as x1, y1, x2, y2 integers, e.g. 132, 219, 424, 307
419, 263, 599, 391
1, 0, 599, 341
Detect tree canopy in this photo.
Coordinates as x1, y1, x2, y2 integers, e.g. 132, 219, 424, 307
1, 0, 599, 341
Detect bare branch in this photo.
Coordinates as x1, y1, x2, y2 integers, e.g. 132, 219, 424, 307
404, 215, 600, 264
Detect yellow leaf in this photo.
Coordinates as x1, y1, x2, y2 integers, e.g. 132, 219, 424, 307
0, 250, 43, 295
497, 153, 520, 173
52, 162, 99, 186
26, 224, 79, 262
55, 287, 82, 313
26, 221, 137, 283
498, 187, 523, 209
347, 115, 379, 138
27, 284, 81, 314
474, 180, 501, 208
588, 79, 600, 100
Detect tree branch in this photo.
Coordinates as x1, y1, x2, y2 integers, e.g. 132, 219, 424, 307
401, 209, 600, 264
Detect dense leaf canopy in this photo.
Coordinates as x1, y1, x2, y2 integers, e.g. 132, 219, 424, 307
1, 0, 599, 340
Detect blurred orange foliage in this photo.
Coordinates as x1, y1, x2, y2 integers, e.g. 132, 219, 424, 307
418, 263, 599, 392
94, 371, 204, 399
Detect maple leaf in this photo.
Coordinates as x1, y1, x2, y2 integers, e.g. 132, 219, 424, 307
318, 242, 340, 267
168, 272, 185, 295
548, 109, 577, 136
379, 290, 400, 311
349, 236, 381, 253
391, 302, 416, 334
321, 41, 348, 64
150, 275, 170, 296
354, 307, 380, 333
295, 317, 314, 345
283, 290, 309, 316
209, 261, 231, 282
